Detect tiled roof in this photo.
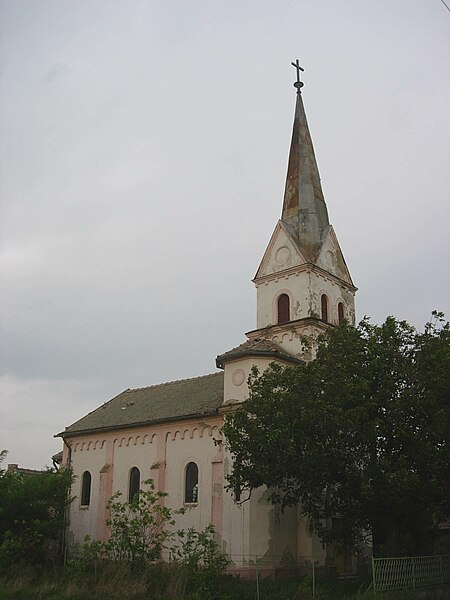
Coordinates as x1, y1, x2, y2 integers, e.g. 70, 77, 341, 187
6, 464, 42, 476
281, 91, 330, 260
52, 451, 63, 465
58, 372, 224, 437
216, 338, 303, 368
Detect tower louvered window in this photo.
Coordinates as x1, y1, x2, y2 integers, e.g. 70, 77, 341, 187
277, 294, 290, 324
338, 302, 345, 324
321, 294, 329, 323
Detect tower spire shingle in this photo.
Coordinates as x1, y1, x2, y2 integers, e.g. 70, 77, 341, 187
282, 64, 329, 260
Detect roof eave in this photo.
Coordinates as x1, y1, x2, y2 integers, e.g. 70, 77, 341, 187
216, 349, 303, 370
55, 408, 221, 439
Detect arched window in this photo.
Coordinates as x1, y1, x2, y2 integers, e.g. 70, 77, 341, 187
321, 294, 329, 322
338, 302, 345, 324
81, 471, 91, 506
128, 467, 140, 503
277, 294, 290, 324
185, 462, 199, 503
234, 474, 241, 503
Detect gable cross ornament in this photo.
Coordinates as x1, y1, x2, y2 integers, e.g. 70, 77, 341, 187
291, 59, 304, 92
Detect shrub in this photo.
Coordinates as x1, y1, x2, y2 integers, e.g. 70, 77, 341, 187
171, 524, 230, 598
0, 453, 72, 571
105, 478, 179, 568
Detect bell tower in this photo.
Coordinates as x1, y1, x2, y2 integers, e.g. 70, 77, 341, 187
249, 62, 357, 359
217, 63, 357, 397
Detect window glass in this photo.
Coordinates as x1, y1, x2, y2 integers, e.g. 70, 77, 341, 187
321, 294, 329, 322
277, 294, 290, 324
81, 471, 91, 506
128, 467, 140, 503
338, 302, 345, 324
185, 462, 199, 503
234, 473, 241, 503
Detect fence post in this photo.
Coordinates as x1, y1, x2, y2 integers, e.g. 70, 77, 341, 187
440, 555, 443, 584
372, 556, 376, 593
255, 555, 260, 600
312, 558, 315, 600
412, 557, 416, 589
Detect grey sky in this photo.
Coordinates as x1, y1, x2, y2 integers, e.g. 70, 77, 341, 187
1, 0, 449, 469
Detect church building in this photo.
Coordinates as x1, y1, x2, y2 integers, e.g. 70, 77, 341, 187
57, 64, 357, 572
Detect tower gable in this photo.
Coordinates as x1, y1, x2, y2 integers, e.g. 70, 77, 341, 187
252, 70, 357, 353
254, 220, 307, 281
315, 226, 354, 286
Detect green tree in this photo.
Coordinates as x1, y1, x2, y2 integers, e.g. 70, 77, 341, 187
222, 313, 450, 556
0, 455, 72, 569
0, 450, 7, 475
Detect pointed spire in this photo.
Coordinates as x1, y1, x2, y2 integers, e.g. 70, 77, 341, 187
282, 65, 329, 260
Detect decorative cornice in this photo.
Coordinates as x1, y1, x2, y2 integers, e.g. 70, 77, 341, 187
216, 349, 302, 369
57, 411, 222, 439
218, 401, 241, 415
253, 261, 357, 292
246, 316, 330, 340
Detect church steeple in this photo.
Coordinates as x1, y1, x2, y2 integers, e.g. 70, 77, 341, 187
281, 64, 329, 261
252, 62, 356, 343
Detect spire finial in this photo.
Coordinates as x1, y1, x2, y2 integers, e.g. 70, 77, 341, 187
291, 59, 304, 93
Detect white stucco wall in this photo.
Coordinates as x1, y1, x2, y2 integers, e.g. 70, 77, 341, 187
256, 272, 311, 329
165, 426, 220, 534
111, 433, 158, 498
68, 438, 107, 546
223, 356, 274, 404
308, 270, 356, 326
66, 420, 226, 552
256, 268, 354, 331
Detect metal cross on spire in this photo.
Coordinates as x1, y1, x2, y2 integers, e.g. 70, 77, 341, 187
291, 59, 304, 92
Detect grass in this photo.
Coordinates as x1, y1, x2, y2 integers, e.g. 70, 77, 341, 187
0, 566, 449, 600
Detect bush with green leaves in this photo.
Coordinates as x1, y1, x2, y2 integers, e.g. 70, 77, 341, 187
71, 481, 229, 598
172, 523, 230, 582
0, 451, 72, 570
73, 478, 182, 572
105, 478, 180, 566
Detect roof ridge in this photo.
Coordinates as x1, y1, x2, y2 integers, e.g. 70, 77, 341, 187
126, 371, 222, 393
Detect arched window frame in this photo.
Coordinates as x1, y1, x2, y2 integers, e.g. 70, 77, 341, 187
277, 292, 291, 325
80, 471, 91, 507
128, 467, 141, 503
338, 302, 345, 324
321, 294, 329, 323
184, 462, 199, 504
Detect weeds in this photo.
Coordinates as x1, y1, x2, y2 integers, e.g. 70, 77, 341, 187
1, 571, 448, 600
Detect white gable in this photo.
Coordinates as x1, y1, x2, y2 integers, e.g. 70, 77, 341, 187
254, 220, 307, 279
316, 226, 354, 286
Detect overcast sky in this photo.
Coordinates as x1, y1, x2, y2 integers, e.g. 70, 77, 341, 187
1, 0, 449, 469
